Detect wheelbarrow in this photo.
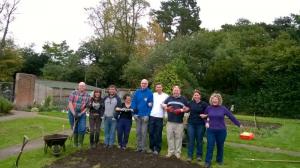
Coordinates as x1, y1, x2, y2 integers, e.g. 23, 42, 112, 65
44, 134, 68, 156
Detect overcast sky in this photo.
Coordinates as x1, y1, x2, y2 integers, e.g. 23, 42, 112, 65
8, 0, 300, 52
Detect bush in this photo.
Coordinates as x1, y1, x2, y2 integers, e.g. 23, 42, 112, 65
0, 96, 13, 114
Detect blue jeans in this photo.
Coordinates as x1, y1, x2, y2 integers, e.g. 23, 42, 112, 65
68, 112, 86, 134
205, 128, 227, 164
187, 123, 206, 158
149, 116, 163, 153
117, 118, 132, 148
104, 117, 117, 145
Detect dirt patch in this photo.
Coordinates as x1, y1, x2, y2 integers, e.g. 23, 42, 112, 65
45, 145, 202, 168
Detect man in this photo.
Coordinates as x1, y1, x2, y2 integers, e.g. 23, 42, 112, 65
68, 82, 90, 148
103, 85, 122, 148
163, 85, 189, 159
131, 79, 153, 152
149, 83, 168, 155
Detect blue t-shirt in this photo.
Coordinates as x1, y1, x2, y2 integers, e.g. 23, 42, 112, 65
164, 96, 188, 123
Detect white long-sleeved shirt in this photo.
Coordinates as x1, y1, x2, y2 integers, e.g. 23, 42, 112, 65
150, 92, 169, 118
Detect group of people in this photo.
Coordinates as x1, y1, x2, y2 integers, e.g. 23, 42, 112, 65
68, 80, 242, 168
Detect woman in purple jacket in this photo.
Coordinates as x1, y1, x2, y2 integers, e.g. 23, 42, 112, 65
201, 93, 242, 168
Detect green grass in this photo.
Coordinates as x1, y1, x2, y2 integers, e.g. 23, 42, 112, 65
38, 111, 68, 119
0, 114, 299, 168
0, 117, 70, 149
0, 129, 299, 168
225, 115, 300, 151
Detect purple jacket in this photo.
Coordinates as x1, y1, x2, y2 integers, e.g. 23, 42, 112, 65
205, 105, 240, 129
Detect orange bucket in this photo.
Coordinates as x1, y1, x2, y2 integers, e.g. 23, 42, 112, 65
240, 132, 254, 140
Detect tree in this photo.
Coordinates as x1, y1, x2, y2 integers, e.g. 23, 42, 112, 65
0, 0, 20, 53
41, 41, 85, 82
86, 0, 150, 55
0, 46, 23, 81
152, 0, 201, 40
20, 46, 49, 76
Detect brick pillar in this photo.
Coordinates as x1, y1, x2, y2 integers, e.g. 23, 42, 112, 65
14, 73, 36, 110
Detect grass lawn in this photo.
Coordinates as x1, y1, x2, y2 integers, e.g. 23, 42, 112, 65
38, 111, 68, 119
225, 115, 300, 151
0, 117, 70, 149
0, 113, 299, 168
0, 130, 299, 168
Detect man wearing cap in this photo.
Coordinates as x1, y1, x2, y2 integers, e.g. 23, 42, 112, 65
68, 82, 90, 148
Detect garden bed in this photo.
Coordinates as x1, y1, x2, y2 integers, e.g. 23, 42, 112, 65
46, 144, 202, 168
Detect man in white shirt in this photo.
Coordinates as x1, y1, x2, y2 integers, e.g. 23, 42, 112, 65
148, 83, 169, 155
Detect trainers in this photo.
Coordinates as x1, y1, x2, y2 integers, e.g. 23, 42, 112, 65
175, 153, 181, 159
153, 151, 159, 155
187, 157, 192, 162
197, 156, 202, 161
121, 147, 126, 150
204, 163, 211, 168
136, 149, 142, 152
217, 162, 223, 165
166, 153, 173, 158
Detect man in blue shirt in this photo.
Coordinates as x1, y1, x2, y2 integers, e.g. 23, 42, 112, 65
163, 86, 189, 159
131, 79, 153, 152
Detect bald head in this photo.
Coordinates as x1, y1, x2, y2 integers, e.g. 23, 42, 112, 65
78, 82, 86, 92
140, 79, 148, 89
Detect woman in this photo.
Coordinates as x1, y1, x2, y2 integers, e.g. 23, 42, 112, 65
89, 89, 104, 148
187, 90, 208, 162
202, 93, 242, 168
115, 94, 133, 150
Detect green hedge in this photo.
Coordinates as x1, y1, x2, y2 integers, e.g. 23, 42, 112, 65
0, 96, 13, 114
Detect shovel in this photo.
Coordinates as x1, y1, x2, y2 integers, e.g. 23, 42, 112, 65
15, 135, 29, 168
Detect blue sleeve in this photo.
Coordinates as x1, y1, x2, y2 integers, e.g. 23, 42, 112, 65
131, 90, 138, 113
164, 96, 170, 104
224, 106, 240, 127
147, 90, 153, 103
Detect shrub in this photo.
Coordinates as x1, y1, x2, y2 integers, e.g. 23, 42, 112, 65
0, 96, 13, 114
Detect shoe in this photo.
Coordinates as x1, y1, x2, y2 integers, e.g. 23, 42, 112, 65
197, 156, 202, 161
153, 151, 159, 155
166, 153, 172, 158
204, 163, 211, 168
108, 145, 113, 148
175, 153, 181, 159
121, 147, 126, 150
217, 162, 223, 165
104, 144, 109, 148
187, 157, 192, 162
78, 134, 85, 148
136, 149, 142, 152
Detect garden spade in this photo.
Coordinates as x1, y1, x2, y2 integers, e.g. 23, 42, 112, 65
15, 135, 29, 168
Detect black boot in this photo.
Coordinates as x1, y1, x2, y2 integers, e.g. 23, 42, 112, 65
90, 132, 95, 148
73, 133, 78, 147
78, 134, 85, 148
95, 132, 100, 147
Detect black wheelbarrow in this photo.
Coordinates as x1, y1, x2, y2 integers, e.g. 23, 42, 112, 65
44, 134, 68, 156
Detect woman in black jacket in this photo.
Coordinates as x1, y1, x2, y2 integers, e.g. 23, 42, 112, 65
89, 89, 104, 148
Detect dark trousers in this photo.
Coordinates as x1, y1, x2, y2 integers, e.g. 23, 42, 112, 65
117, 118, 132, 148
187, 123, 206, 158
89, 113, 102, 145
205, 128, 227, 164
148, 116, 163, 153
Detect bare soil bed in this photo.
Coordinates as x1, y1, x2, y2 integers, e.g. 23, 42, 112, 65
45, 145, 202, 168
